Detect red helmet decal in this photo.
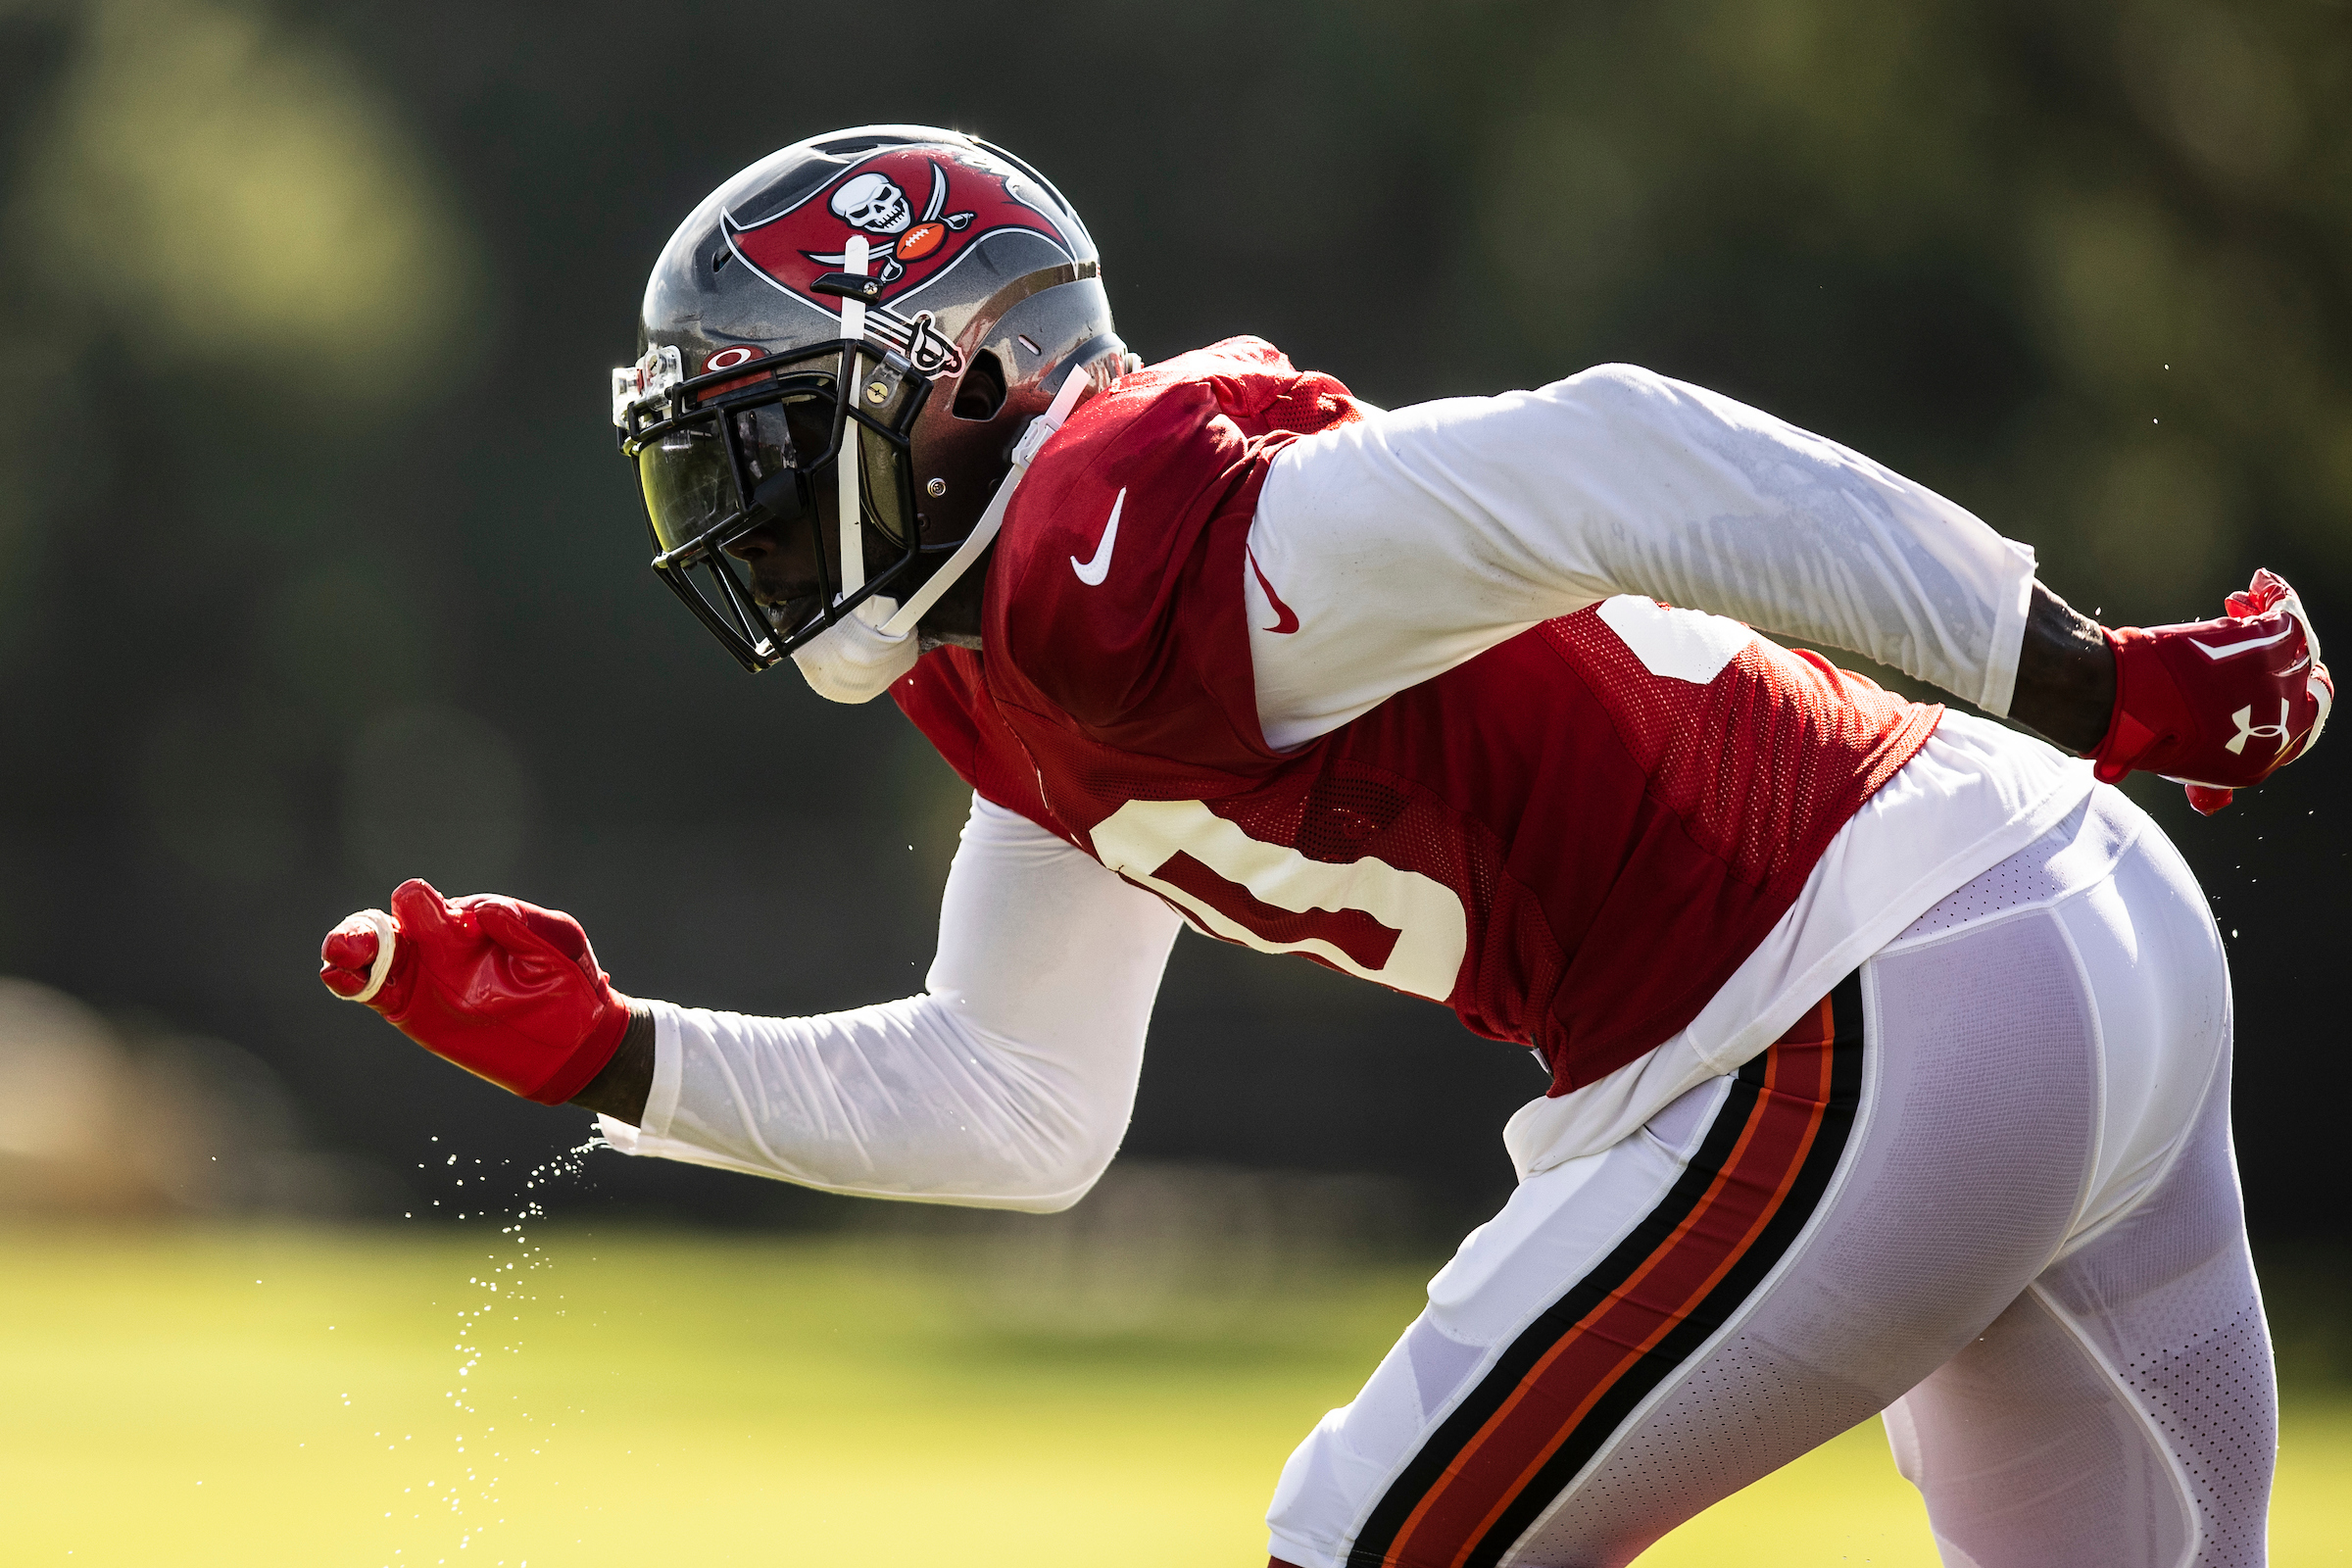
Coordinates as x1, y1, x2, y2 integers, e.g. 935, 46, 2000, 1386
722, 149, 1072, 311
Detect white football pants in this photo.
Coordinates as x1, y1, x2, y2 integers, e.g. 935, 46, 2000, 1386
1266, 786, 2271, 1568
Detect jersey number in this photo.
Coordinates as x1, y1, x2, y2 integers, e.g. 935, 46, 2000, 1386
1091, 799, 1468, 1000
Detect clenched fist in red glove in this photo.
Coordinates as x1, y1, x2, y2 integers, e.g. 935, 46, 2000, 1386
318, 879, 633, 1104
2089, 568, 2333, 814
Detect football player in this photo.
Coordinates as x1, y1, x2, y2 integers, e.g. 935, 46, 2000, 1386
321, 126, 2328, 1567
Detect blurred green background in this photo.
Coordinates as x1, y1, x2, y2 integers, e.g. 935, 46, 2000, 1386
1, 0, 2349, 1561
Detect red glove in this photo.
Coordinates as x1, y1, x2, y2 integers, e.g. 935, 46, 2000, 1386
318, 879, 632, 1104
2089, 568, 2332, 814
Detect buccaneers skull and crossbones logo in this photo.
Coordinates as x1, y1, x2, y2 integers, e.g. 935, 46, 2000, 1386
811, 163, 974, 282
720, 148, 1073, 309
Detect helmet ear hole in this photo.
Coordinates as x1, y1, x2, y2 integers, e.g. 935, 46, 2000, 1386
951, 350, 1007, 421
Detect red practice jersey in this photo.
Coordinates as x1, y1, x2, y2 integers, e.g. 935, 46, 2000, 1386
893, 340, 1940, 1094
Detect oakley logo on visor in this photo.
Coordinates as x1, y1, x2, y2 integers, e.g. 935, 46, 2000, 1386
701, 344, 770, 399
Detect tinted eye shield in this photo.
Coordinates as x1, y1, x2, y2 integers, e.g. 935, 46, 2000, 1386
624, 362, 840, 564
613, 339, 935, 671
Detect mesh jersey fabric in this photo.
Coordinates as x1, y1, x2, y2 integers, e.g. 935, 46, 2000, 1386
1536, 612, 1927, 892
893, 337, 1941, 1093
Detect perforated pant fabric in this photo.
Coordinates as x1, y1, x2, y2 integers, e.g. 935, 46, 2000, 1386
1264, 787, 2270, 1568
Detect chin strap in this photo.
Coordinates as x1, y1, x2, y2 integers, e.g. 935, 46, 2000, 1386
875, 360, 1096, 638
789, 592, 919, 704
791, 359, 1099, 704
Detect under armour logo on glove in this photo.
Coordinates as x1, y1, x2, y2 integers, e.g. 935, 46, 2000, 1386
2225, 701, 2292, 757
2089, 568, 2333, 814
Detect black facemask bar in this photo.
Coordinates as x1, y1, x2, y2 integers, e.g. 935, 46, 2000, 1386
612, 282, 961, 672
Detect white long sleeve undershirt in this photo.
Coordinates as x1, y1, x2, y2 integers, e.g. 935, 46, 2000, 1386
602, 793, 1181, 1211
1245, 364, 2036, 751
605, 365, 2050, 1207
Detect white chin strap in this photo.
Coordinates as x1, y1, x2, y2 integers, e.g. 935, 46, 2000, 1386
876, 360, 1093, 638
791, 360, 1096, 705
790, 593, 918, 704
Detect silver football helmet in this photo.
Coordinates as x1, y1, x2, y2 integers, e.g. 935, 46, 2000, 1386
612, 124, 1126, 669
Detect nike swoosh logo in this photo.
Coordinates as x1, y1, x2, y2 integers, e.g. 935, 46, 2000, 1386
1070, 489, 1124, 586
1247, 546, 1300, 634
2191, 624, 2295, 660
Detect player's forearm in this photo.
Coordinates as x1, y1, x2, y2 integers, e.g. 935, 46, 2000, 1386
593, 793, 1181, 1210
604, 993, 1147, 1210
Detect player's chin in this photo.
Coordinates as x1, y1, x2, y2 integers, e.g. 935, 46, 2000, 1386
763, 593, 823, 640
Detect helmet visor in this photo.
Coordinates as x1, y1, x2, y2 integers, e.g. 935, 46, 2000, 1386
638, 391, 836, 558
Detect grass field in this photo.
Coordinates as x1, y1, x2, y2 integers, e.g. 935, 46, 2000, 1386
2, 1223, 2346, 1566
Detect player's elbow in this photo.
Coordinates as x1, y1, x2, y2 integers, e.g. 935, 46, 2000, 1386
1517, 363, 1703, 453
1554, 362, 1674, 407
899, 1064, 1129, 1215
995, 1171, 1104, 1215
774, 1116, 1118, 1216
982, 1119, 1123, 1214
949, 1154, 1112, 1215
919, 1013, 1142, 1215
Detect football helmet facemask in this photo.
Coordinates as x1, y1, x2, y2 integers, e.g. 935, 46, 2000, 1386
612, 124, 1127, 670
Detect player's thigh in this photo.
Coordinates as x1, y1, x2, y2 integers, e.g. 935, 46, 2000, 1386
1886, 826, 2269, 1568
1268, 933, 2101, 1568
1885, 1086, 2271, 1568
